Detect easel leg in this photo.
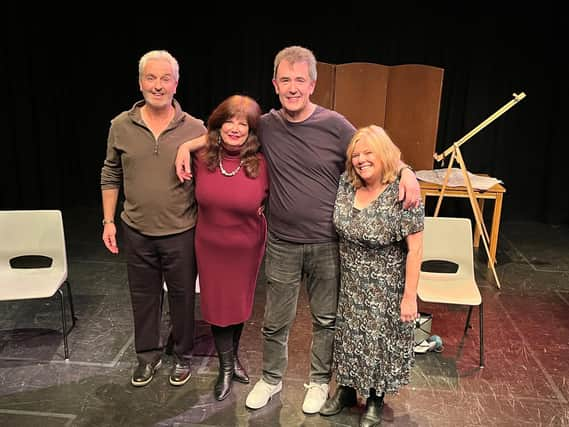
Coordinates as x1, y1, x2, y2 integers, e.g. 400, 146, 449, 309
473, 199, 485, 248
488, 193, 504, 268
455, 148, 501, 288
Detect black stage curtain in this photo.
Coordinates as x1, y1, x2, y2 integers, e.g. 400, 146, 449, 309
2, 9, 567, 224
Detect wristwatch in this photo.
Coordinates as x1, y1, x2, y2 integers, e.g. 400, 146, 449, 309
102, 219, 115, 226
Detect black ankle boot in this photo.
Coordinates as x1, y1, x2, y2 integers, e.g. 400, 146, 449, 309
233, 343, 249, 384
214, 350, 234, 401
359, 391, 384, 427
319, 385, 358, 416
232, 326, 249, 384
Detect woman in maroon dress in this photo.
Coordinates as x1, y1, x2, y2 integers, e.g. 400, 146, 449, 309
193, 95, 269, 400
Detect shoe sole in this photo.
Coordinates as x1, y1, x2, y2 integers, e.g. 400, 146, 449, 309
169, 372, 192, 386
131, 360, 162, 387
319, 407, 344, 416
245, 383, 282, 410
233, 374, 250, 384
319, 401, 357, 417
319, 410, 339, 416
318, 400, 358, 417
303, 406, 325, 415
131, 376, 153, 387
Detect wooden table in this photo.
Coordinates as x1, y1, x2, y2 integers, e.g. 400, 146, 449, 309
419, 180, 506, 268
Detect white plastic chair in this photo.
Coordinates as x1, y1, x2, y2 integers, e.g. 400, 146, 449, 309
418, 216, 484, 367
0, 210, 77, 360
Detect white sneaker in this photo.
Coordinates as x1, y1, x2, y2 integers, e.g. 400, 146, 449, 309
302, 382, 329, 414
245, 378, 283, 409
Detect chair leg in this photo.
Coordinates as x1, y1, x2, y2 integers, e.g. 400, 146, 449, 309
58, 280, 77, 361
479, 303, 484, 368
66, 280, 78, 325
57, 288, 70, 360
464, 306, 474, 334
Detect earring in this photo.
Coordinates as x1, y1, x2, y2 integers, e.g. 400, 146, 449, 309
217, 134, 222, 145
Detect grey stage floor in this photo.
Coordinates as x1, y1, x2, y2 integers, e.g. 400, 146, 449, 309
1, 206, 568, 426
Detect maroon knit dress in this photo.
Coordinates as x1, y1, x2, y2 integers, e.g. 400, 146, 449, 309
194, 151, 269, 326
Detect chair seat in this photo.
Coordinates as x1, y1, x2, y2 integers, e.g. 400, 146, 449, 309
0, 268, 67, 301
418, 274, 481, 306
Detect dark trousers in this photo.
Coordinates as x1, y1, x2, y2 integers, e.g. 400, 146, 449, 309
122, 221, 197, 365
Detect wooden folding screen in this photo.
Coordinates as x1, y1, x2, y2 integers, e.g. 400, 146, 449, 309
312, 62, 444, 171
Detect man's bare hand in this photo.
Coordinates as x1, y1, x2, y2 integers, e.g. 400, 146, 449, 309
175, 135, 207, 183
102, 223, 119, 254
398, 167, 421, 209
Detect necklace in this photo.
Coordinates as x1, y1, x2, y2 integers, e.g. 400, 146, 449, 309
219, 158, 243, 177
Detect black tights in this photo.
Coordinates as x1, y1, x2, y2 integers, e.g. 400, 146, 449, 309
211, 323, 244, 353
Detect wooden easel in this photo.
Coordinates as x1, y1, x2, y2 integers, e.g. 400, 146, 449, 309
432, 92, 527, 289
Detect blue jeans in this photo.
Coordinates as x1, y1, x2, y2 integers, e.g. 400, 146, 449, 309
261, 232, 340, 385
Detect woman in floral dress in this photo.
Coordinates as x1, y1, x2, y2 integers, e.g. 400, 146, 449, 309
320, 125, 424, 427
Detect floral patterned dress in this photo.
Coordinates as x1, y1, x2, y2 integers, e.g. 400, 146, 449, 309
332, 172, 424, 397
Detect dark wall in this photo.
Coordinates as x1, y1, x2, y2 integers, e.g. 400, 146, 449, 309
2, 9, 567, 224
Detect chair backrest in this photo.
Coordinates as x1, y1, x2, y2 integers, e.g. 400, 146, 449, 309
0, 210, 68, 300
418, 216, 480, 306
422, 216, 474, 277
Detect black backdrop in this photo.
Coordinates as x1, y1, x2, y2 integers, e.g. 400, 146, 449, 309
2, 9, 567, 224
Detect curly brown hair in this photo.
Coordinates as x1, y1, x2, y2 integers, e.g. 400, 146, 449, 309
201, 95, 262, 178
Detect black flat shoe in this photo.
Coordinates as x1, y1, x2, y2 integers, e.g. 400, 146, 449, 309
319, 385, 357, 416
131, 359, 162, 387
169, 360, 192, 386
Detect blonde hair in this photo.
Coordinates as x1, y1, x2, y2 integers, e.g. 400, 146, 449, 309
345, 125, 401, 188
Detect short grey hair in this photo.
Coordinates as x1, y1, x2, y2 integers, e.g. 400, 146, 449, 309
273, 46, 317, 81
138, 50, 179, 82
